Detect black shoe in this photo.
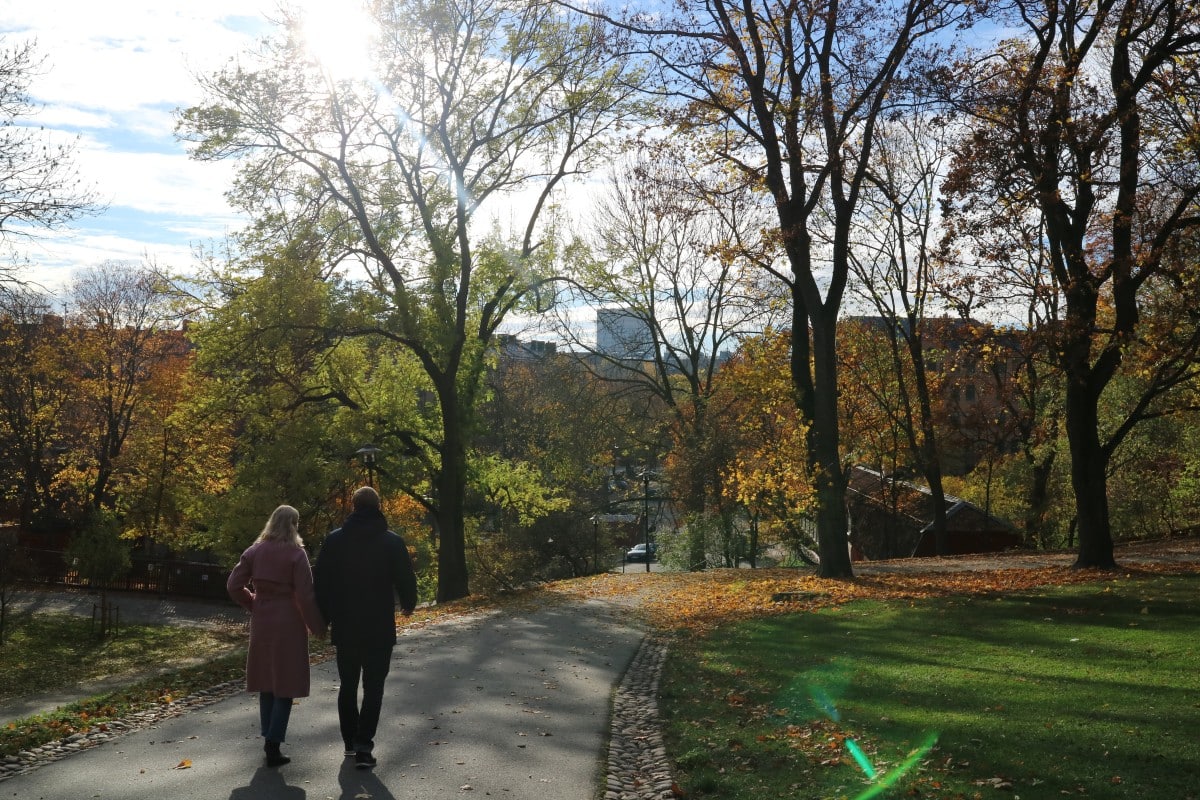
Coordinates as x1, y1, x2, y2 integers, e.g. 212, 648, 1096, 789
354, 751, 377, 770
265, 741, 290, 767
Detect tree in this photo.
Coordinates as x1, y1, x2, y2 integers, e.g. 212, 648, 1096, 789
65, 508, 128, 638
466, 452, 570, 591
185, 249, 391, 560
66, 262, 185, 515
478, 345, 624, 576
949, 1, 1200, 567
114, 353, 236, 554
0, 525, 32, 645
845, 114, 955, 553
180, 0, 641, 601
940, 169, 1069, 549
714, 330, 816, 561
0, 286, 75, 532
0, 38, 97, 280
567, 0, 975, 576
550, 146, 778, 569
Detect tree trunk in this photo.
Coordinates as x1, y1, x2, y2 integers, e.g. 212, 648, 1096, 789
925, 465, 949, 556
810, 320, 853, 578
1065, 381, 1116, 569
748, 510, 759, 569
1024, 451, 1056, 549
435, 382, 471, 602
909, 332, 949, 555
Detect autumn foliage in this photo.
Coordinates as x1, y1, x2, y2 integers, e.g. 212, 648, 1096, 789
547, 542, 1200, 633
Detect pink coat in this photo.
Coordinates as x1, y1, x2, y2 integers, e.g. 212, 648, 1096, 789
226, 539, 325, 698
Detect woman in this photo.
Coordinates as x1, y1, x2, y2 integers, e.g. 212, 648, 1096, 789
227, 505, 325, 767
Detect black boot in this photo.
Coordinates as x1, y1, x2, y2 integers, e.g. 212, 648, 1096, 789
264, 740, 290, 767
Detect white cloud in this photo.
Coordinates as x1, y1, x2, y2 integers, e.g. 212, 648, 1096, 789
22, 226, 198, 295
2, 0, 278, 296
33, 106, 116, 130
79, 144, 241, 218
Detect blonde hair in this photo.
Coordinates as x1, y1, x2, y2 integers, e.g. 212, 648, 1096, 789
257, 504, 303, 547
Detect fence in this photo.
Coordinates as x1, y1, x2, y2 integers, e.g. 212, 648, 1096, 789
23, 549, 231, 602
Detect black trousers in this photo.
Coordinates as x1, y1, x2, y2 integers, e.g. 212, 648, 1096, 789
335, 641, 394, 753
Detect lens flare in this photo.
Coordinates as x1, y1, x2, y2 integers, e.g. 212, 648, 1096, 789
845, 737, 877, 779
783, 670, 938, 798
810, 684, 841, 722
852, 733, 939, 800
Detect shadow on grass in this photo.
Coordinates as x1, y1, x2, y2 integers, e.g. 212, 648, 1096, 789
661, 573, 1200, 800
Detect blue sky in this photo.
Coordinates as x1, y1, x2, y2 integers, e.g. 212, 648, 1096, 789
1, 0, 281, 296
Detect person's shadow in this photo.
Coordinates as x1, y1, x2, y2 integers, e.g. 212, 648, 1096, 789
228, 767, 307, 800
338, 759, 398, 800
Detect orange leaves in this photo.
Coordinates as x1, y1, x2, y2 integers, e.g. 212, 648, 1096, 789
547, 559, 1199, 633
714, 330, 814, 517
172, 758, 193, 770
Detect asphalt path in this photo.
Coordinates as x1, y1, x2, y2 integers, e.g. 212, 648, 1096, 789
1, 599, 644, 800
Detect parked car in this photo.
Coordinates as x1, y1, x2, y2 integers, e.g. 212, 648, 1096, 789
625, 543, 658, 562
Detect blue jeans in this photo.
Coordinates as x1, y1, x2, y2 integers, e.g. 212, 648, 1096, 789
335, 642, 393, 753
259, 693, 293, 743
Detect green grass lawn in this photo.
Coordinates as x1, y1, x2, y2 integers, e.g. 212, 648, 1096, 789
0, 611, 247, 757
660, 573, 1200, 800
0, 612, 243, 704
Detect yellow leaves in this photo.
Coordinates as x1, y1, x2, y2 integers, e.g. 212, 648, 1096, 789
172, 758, 192, 769
548, 560, 1199, 634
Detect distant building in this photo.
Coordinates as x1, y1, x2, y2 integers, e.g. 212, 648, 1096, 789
842, 315, 1024, 475
596, 308, 653, 360
846, 466, 1021, 560
496, 334, 557, 361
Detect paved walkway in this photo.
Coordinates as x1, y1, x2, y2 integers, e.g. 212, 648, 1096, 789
2, 594, 650, 799
4, 538, 1197, 799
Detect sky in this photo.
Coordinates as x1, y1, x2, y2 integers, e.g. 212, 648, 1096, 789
1, 0, 285, 296
1, 0, 613, 343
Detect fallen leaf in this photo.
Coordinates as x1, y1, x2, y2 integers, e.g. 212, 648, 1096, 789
172, 759, 192, 770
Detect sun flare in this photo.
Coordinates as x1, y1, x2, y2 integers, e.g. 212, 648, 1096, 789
294, 0, 376, 81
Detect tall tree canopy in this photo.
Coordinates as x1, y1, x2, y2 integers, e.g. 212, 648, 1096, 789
948, 0, 1200, 567
564, 0, 974, 576
179, 0, 641, 600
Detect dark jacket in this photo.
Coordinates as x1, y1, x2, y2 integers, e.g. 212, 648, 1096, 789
313, 507, 418, 648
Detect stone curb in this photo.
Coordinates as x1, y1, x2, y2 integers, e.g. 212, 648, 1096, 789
0, 680, 244, 782
604, 634, 675, 800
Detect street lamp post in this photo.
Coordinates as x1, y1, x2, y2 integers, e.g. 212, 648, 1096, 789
641, 469, 651, 574
355, 443, 381, 488
591, 515, 599, 575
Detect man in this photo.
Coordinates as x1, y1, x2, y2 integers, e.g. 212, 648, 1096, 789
314, 486, 418, 769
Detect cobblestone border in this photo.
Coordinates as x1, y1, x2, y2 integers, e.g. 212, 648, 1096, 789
0, 680, 244, 782
604, 634, 676, 800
